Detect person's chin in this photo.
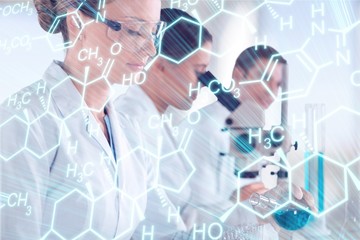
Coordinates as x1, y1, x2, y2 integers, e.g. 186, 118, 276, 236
177, 100, 193, 111
257, 100, 270, 110
262, 101, 272, 110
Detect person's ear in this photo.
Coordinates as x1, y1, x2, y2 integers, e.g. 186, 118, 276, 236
154, 58, 167, 73
232, 66, 246, 81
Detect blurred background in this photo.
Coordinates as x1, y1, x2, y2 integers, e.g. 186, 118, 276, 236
1, 0, 360, 238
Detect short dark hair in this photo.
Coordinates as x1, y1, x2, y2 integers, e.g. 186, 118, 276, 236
234, 45, 287, 74
160, 8, 213, 62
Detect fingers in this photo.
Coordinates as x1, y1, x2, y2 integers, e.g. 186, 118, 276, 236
300, 187, 315, 205
291, 183, 303, 200
300, 187, 318, 213
257, 187, 269, 195
250, 182, 266, 189
293, 185, 318, 213
240, 182, 268, 201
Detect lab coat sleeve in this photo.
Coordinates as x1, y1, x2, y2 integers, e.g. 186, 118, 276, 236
129, 119, 188, 239
131, 187, 188, 239
0, 106, 55, 239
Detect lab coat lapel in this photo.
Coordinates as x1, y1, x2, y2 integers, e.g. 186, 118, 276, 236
106, 102, 133, 188
107, 102, 144, 237
44, 62, 82, 118
45, 61, 117, 172
85, 112, 117, 171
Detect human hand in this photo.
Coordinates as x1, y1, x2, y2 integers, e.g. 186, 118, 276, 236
240, 182, 268, 201
251, 182, 317, 232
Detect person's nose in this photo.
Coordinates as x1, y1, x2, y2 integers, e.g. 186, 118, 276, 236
270, 85, 279, 96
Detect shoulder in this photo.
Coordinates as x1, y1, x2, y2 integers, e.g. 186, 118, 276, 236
115, 111, 145, 147
114, 86, 155, 119
1, 61, 70, 124
0, 79, 61, 162
1, 79, 52, 122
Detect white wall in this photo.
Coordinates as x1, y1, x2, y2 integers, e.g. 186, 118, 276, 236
257, 0, 360, 153
0, 1, 64, 102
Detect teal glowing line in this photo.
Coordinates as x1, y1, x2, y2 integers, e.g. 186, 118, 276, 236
304, 151, 311, 191
318, 152, 325, 213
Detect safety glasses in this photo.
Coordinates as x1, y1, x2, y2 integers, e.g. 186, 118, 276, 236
105, 19, 166, 51
79, 3, 166, 52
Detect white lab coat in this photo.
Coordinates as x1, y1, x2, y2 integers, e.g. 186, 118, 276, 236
115, 85, 190, 239
181, 102, 236, 207
0, 62, 153, 240
177, 102, 279, 239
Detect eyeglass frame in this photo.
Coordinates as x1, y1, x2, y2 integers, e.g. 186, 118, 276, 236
103, 19, 166, 48
78, 3, 166, 48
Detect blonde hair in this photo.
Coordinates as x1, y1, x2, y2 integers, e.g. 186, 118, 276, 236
34, 0, 115, 42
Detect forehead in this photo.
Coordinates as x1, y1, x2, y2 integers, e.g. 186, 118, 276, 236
270, 62, 284, 83
106, 0, 161, 21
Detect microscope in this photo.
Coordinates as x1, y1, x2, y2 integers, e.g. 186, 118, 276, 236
198, 71, 296, 189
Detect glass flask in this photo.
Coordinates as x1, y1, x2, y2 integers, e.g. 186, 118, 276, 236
249, 182, 312, 231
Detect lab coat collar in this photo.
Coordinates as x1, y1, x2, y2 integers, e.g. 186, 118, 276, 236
44, 61, 85, 119
123, 85, 160, 117
44, 61, 119, 170
86, 108, 117, 171
104, 101, 133, 174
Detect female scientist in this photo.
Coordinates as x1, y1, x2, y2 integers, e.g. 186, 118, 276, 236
116, 8, 213, 238
0, 0, 165, 239
177, 45, 317, 238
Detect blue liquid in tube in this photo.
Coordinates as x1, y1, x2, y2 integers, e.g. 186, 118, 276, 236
250, 193, 312, 231
273, 208, 311, 231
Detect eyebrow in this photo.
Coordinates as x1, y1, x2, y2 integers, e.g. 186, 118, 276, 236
264, 74, 282, 85
195, 64, 208, 67
123, 16, 146, 22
